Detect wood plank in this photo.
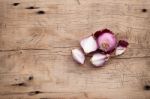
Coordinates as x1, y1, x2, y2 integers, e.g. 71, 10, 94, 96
0, 0, 150, 99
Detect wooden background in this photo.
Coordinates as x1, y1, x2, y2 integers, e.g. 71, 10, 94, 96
0, 0, 150, 99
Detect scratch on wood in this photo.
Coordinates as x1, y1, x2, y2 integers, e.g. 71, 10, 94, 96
76, 0, 80, 5
84, 92, 88, 98
11, 83, 27, 87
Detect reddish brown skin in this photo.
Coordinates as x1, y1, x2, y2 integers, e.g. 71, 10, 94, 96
104, 48, 116, 54
93, 29, 113, 39
118, 40, 129, 47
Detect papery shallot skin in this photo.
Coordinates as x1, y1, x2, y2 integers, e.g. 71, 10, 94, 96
93, 29, 117, 54
118, 40, 129, 47
94, 29, 113, 39
115, 46, 126, 56
115, 40, 129, 56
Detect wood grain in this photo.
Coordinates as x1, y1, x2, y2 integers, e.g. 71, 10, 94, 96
0, 0, 150, 99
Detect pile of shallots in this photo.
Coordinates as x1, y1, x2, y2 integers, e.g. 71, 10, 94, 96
72, 29, 129, 67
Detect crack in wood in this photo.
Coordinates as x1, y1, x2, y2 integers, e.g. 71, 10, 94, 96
0, 48, 49, 52
0, 92, 87, 96
113, 56, 150, 59
0, 49, 150, 59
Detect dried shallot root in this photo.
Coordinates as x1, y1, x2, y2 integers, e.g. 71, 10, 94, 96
71, 29, 129, 67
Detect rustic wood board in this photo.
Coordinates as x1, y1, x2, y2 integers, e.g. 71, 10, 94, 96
0, 0, 150, 99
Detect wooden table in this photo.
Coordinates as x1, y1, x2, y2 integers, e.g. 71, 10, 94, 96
0, 0, 150, 99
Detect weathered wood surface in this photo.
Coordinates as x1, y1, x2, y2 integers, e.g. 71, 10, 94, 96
0, 0, 150, 99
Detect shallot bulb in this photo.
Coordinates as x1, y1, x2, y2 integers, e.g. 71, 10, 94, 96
94, 29, 117, 53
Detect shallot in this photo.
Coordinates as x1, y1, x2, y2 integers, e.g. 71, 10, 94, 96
71, 29, 129, 67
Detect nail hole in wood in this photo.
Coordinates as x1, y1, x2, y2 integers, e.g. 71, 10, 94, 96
15, 78, 18, 81
144, 85, 150, 90
8, 55, 11, 58
36, 10, 45, 15
19, 51, 22, 54
28, 76, 33, 80
13, 3, 20, 6
35, 91, 41, 94
28, 91, 42, 96
142, 9, 147, 13
26, 6, 39, 9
